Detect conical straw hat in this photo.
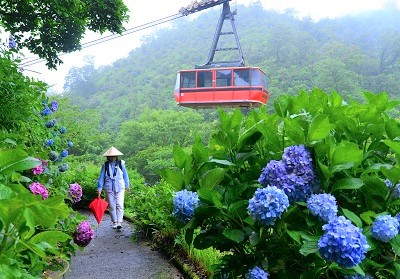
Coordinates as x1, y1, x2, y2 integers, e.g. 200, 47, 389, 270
103, 146, 123, 156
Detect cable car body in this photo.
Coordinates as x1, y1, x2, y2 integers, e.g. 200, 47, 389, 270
174, 67, 269, 108
176, 0, 270, 108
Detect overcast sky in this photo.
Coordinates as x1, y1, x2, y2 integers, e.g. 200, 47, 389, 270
20, 0, 400, 92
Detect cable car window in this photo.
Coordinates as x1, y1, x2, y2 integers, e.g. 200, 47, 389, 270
234, 69, 250, 86
197, 71, 212, 87
250, 69, 268, 88
216, 69, 232, 87
181, 72, 196, 88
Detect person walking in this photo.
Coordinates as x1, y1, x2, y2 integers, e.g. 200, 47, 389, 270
97, 146, 130, 230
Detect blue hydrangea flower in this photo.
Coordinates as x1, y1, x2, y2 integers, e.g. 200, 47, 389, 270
282, 145, 314, 176
58, 163, 68, 172
307, 193, 338, 222
384, 179, 400, 199
371, 214, 399, 242
45, 119, 56, 128
344, 274, 373, 279
59, 127, 67, 134
41, 106, 52, 116
248, 186, 289, 226
68, 141, 73, 147
172, 190, 199, 223
60, 150, 68, 157
51, 100, 59, 112
8, 36, 16, 49
318, 216, 369, 268
258, 145, 318, 203
247, 266, 268, 279
49, 151, 59, 161
46, 139, 54, 146
395, 213, 400, 232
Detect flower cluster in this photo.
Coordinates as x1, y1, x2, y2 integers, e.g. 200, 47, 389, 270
73, 221, 94, 247
172, 189, 199, 223
59, 127, 67, 134
68, 141, 73, 147
46, 139, 54, 146
45, 119, 56, 128
371, 214, 399, 242
31, 158, 44, 175
61, 150, 68, 158
384, 179, 400, 199
307, 193, 338, 222
51, 100, 58, 112
59, 163, 68, 172
248, 186, 289, 226
29, 182, 49, 199
247, 266, 269, 279
258, 145, 318, 203
68, 183, 83, 203
49, 151, 59, 161
344, 274, 373, 279
41, 106, 52, 116
318, 216, 369, 268
8, 36, 16, 49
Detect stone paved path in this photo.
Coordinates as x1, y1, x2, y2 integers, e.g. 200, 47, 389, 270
64, 212, 184, 279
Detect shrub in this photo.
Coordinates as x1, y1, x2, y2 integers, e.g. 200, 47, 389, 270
162, 90, 400, 278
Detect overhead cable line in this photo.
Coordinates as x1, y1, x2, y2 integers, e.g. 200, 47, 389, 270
20, 13, 184, 68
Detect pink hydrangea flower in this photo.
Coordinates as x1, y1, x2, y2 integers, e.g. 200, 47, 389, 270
73, 221, 94, 247
68, 183, 83, 203
31, 158, 44, 175
29, 182, 49, 199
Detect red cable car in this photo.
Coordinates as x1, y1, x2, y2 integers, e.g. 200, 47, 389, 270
174, 67, 269, 108
175, 0, 270, 108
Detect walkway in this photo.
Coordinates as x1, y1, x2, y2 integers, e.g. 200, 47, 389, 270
64, 212, 184, 279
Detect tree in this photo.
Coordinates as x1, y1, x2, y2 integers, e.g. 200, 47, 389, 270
0, 0, 129, 68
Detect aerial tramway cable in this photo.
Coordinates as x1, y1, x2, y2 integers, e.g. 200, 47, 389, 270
20, 13, 185, 69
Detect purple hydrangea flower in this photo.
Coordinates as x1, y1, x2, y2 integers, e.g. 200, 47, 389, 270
258, 145, 318, 203
68, 183, 83, 203
59, 163, 68, 172
247, 266, 268, 279
51, 100, 59, 112
318, 216, 369, 268
45, 119, 56, 128
29, 182, 49, 199
46, 139, 54, 146
31, 158, 44, 175
61, 150, 68, 157
68, 140, 73, 147
248, 186, 289, 226
49, 151, 59, 161
41, 106, 52, 116
371, 214, 399, 242
172, 189, 199, 223
8, 36, 16, 49
307, 193, 338, 222
73, 221, 94, 247
59, 127, 67, 134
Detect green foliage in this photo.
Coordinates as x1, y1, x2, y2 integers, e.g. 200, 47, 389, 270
163, 89, 400, 278
0, 52, 46, 131
0, 0, 129, 68
116, 109, 214, 183
125, 181, 176, 236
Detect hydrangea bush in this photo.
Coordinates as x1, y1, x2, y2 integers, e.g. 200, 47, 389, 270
164, 90, 400, 278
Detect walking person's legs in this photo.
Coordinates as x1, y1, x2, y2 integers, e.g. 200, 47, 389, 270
106, 190, 117, 228
115, 190, 125, 228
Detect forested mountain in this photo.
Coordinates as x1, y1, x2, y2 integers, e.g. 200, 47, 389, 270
64, 2, 400, 126
61, 2, 400, 181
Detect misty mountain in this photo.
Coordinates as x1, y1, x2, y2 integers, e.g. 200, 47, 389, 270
63, 2, 400, 130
